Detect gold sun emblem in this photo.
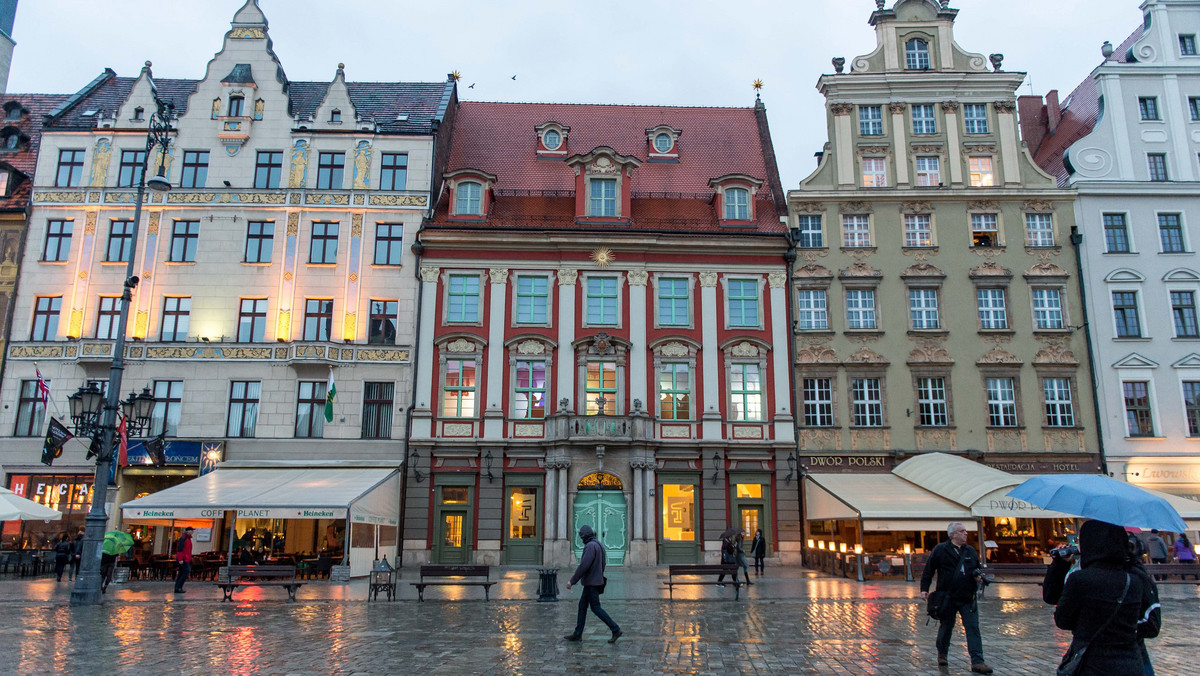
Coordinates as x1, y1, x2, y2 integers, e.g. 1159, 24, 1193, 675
590, 247, 615, 268
752, 79, 764, 91
450, 70, 462, 82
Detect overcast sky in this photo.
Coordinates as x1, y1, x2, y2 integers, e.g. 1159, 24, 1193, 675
9, 0, 1141, 188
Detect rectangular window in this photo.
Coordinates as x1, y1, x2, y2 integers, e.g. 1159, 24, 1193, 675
455, 182, 482, 215
105, 220, 134, 262
117, 149, 146, 188
368, 299, 397, 345
1159, 213, 1185, 252
986, 377, 1018, 427
309, 222, 339, 264
917, 377, 948, 426
180, 150, 208, 189
237, 298, 268, 342
1103, 213, 1130, 252
302, 298, 333, 341
851, 378, 883, 427
169, 221, 199, 262
296, 381, 327, 438
245, 221, 274, 263
1190, 97, 1200, 122
1148, 153, 1169, 181
1182, 34, 1198, 56
316, 151, 345, 190
442, 359, 477, 418
1172, 290, 1199, 337
861, 157, 887, 187
253, 151, 282, 189
1139, 97, 1161, 121
658, 363, 691, 421
588, 177, 617, 217
730, 363, 763, 421
858, 105, 883, 135
904, 214, 933, 247
516, 275, 549, 324
362, 381, 395, 439
1043, 378, 1075, 428
447, 274, 480, 323
373, 223, 403, 265
658, 278, 689, 326
584, 361, 617, 415
31, 296, 61, 340
95, 296, 120, 340
1185, 381, 1200, 436
976, 288, 1008, 330
226, 381, 261, 438
909, 288, 939, 330
796, 289, 828, 330
43, 219, 72, 262
1123, 381, 1154, 436
727, 279, 759, 327
842, 214, 872, 247
379, 153, 408, 191
795, 214, 823, 248
963, 103, 989, 134
971, 213, 998, 247
845, 289, 877, 330
14, 380, 45, 437
515, 361, 548, 420
55, 149, 84, 187
912, 104, 937, 134
968, 156, 995, 187
915, 156, 941, 186
803, 378, 834, 426
1025, 213, 1055, 246
1112, 291, 1141, 337
151, 380, 183, 437
1033, 288, 1065, 330
160, 296, 190, 342
723, 188, 750, 220
586, 276, 618, 325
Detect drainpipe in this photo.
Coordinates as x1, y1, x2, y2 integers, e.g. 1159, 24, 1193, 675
1070, 226, 1108, 476
783, 231, 804, 566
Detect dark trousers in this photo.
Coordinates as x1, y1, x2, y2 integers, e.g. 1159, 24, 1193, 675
936, 600, 985, 665
72, 554, 81, 578
174, 561, 191, 591
54, 556, 68, 581
573, 585, 618, 636
1151, 557, 1167, 580
754, 555, 765, 573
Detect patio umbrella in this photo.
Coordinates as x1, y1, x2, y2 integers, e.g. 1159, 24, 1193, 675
1006, 474, 1188, 532
0, 487, 61, 521
103, 531, 134, 556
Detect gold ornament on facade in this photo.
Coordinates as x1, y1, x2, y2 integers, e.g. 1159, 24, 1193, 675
89, 138, 112, 187
84, 212, 97, 234
33, 191, 86, 203
168, 192, 287, 204
229, 27, 266, 39
590, 247, 615, 268
348, 273, 359, 283
351, 213, 363, 237
147, 212, 160, 235
370, 194, 427, 207
305, 193, 350, 206
287, 212, 299, 234
357, 348, 410, 362
752, 79, 764, 91
282, 271, 293, 281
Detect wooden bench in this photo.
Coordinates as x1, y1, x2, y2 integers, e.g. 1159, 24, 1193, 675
982, 563, 1045, 579
663, 564, 743, 600
411, 565, 495, 601
215, 565, 304, 602
1147, 563, 1200, 582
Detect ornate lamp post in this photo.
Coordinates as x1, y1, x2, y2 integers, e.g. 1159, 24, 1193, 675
69, 93, 173, 606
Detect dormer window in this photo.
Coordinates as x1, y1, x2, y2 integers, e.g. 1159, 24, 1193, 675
535, 122, 569, 156
543, 129, 562, 150
330, 109, 341, 123
709, 174, 763, 224
2, 102, 23, 121
133, 107, 144, 121
445, 168, 497, 219
905, 38, 931, 70
588, 178, 617, 217
228, 95, 244, 117
646, 125, 682, 159
456, 182, 482, 215
653, 133, 672, 153
724, 188, 750, 221
566, 147, 640, 221
4, 134, 17, 150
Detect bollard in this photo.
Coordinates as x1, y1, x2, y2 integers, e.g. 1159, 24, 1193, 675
537, 568, 559, 602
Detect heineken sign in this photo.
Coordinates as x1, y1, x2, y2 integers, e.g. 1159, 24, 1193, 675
123, 506, 348, 520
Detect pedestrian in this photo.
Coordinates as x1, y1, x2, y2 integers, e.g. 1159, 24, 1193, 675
1146, 529, 1169, 581
173, 527, 194, 594
734, 532, 753, 586
53, 533, 72, 582
563, 525, 621, 643
70, 527, 84, 581
99, 552, 117, 594
750, 528, 767, 575
919, 522, 993, 674
1173, 533, 1194, 564
716, 531, 737, 587
1049, 520, 1161, 676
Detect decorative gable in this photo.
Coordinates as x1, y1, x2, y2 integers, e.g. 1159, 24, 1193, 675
535, 121, 569, 157
566, 147, 641, 222
1104, 268, 1146, 283
312, 64, 365, 131
646, 124, 681, 160
1112, 353, 1159, 369
1172, 353, 1200, 369
1163, 268, 1200, 283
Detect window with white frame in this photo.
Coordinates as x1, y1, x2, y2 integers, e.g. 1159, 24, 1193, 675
1184, 381, 1200, 436
909, 288, 940, 329
1025, 213, 1055, 246
730, 363, 763, 421
977, 288, 1008, 330
724, 187, 750, 220
1104, 214, 1131, 253
727, 279, 759, 327
917, 377, 948, 426
795, 214, 823, 248
859, 105, 883, 136
1171, 290, 1199, 338
963, 104, 989, 134
796, 290, 828, 330
1138, 97, 1160, 121
658, 363, 691, 421
905, 38, 931, 70
861, 157, 887, 188
842, 214, 872, 247
1182, 34, 1198, 56
971, 213, 998, 247
516, 275, 549, 324
1112, 291, 1141, 337
514, 360, 547, 419
850, 377, 883, 427
968, 157, 995, 187
1033, 288, 1065, 330
588, 177, 618, 217
1148, 153, 1169, 182
586, 276, 618, 325
657, 278, 689, 326
455, 181, 483, 215
1123, 381, 1154, 436
915, 156, 940, 186
985, 377, 1018, 427
912, 104, 937, 134
803, 377, 834, 426
1043, 378, 1075, 427
447, 274, 481, 323
845, 289, 877, 329
904, 214, 933, 247
442, 359, 478, 418
1159, 214, 1185, 253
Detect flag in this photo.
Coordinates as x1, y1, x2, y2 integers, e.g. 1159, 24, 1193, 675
35, 367, 50, 409
41, 417, 73, 466
324, 370, 337, 423
145, 433, 166, 467
117, 415, 129, 468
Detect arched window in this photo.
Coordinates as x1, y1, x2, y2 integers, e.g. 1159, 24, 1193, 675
5, 134, 18, 150
724, 187, 750, 220
455, 181, 483, 215
906, 39, 931, 70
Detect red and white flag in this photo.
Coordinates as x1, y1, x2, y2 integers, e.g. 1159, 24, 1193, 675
35, 367, 50, 409
117, 415, 129, 467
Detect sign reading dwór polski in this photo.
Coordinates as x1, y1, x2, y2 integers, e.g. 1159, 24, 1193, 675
123, 507, 347, 520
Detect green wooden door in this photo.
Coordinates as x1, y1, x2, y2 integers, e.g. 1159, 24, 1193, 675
572, 490, 627, 566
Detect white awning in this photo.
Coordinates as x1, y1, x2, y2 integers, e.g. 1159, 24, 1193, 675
893, 452, 1021, 508
805, 474, 974, 531
1135, 484, 1200, 531
121, 466, 399, 523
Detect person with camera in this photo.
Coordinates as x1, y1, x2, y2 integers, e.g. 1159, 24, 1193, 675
920, 522, 992, 674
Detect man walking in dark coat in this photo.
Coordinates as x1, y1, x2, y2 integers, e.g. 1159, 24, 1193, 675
920, 522, 992, 674
563, 524, 621, 643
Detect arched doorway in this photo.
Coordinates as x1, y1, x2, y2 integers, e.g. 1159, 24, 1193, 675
572, 472, 627, 565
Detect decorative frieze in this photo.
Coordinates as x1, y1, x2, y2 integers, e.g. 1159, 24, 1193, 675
168, 191, 288, 204
557, 268, 578, 286
626, 269, 649, 286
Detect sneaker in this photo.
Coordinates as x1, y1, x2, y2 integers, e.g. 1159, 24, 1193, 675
716, 583, 726, 588
745, 580, 754, 585
971, 663, 993, 674
937, 653, 948, 667
563, 634, 581, 642
608, 629, 622, 643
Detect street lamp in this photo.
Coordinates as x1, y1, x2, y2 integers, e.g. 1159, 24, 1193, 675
70, 92, 174, 607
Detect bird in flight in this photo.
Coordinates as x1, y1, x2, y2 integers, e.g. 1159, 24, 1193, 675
469, 83, 475, 89
511, 75, 517, 80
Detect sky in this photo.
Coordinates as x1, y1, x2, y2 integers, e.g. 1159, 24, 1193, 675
8, 0, 1141, 189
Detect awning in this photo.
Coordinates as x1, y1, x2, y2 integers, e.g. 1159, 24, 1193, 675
1136, 485, 1200, 531
894, 453, 1074, 519
806, 474, 975, 531
121, 465, 400, 525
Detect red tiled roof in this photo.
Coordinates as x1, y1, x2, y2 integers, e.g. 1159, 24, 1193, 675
0, 93, 71, 212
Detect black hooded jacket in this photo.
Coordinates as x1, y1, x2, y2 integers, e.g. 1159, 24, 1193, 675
569, 525, 606, 587
1053, 521, 1161, 676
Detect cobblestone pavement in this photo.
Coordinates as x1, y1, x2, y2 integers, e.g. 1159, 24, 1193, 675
3, 568, 1198, 675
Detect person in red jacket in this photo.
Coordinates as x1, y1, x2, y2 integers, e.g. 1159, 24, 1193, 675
174, 527, 193, 594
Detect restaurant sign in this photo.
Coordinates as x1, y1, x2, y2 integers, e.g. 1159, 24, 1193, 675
803, 455, 893, 473
123, 506, 347, 520
979, 457, 1100, 474
1126, 462, 1200, 484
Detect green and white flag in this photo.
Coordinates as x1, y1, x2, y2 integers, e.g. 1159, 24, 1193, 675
324, 370, 337, 422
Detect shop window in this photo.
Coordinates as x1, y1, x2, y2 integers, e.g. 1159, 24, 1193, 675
661, 484, 695, 541
736, 484, 762, 499
442, 487, 469, 504
442, 515, 463, 548
509, 488, 537, 539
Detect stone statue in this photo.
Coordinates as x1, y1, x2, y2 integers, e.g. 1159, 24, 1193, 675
832, 57, 845, 74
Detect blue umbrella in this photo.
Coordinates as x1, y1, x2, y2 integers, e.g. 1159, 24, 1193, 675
1007, 474, 1188, 532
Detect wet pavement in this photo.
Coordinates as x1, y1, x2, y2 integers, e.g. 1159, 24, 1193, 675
4, 567, 1198, 674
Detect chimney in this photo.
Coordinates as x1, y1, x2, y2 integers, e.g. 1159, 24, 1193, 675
1017, 95, 1049, 155
1046, 89, 1061, 134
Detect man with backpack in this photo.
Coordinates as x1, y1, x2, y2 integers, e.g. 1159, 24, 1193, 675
920, 522, 992, 674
